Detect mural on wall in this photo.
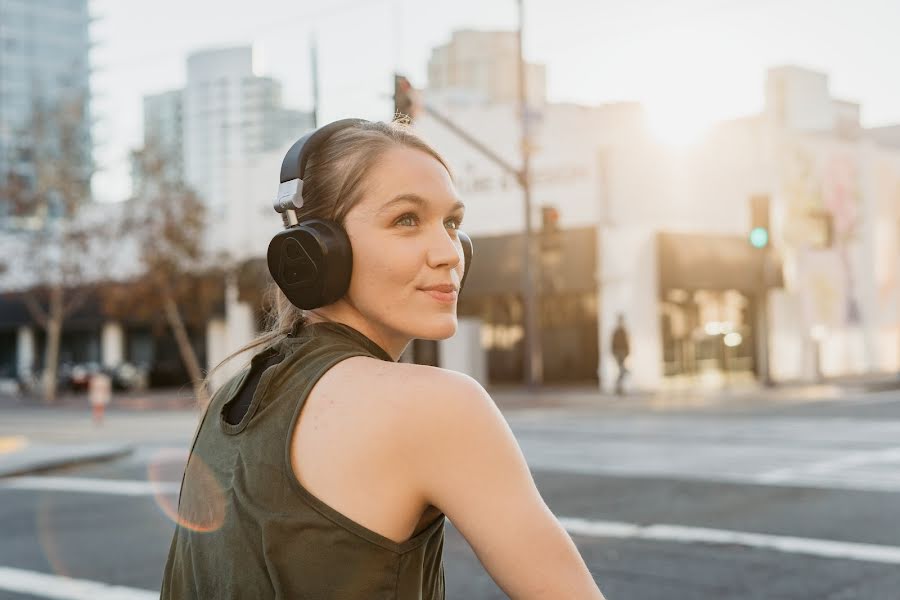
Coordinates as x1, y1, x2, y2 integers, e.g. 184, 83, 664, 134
779, 139, 862, 331
797, 248, 846, 329
822, 152, 862, 325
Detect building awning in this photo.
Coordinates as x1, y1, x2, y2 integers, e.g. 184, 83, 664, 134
463, 227, 598, 297
656, 231, 783, 294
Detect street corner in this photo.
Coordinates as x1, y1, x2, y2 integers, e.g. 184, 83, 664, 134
0, 439, 133, 479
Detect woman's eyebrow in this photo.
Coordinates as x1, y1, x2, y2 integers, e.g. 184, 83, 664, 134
377, 193, 465, 214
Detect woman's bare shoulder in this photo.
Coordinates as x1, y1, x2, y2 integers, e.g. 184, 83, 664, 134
311, 357, 494, 476
333, 357, 489, 416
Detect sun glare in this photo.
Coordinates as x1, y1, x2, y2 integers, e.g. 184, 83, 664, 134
611, 21, 754, 149
644, 100, 714, 147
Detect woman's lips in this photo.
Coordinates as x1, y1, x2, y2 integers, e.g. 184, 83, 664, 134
421, 289, 458, 303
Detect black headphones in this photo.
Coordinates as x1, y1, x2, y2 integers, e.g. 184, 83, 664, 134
267, 118, 474, 310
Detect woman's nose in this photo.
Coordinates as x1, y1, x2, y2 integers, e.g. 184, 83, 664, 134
426, 225, 462, 271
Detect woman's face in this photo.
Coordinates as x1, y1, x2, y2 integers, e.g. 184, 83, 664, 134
333, 145, 467, 359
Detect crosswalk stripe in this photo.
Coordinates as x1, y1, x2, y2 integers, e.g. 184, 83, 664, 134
6, 477, 900, 566
0, 566, 158, 600
560, 517, 900, 565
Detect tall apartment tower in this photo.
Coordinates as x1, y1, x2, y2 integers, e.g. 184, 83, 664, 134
181, 46, 313, 215
427, 30, 546, 107
130, 89, 185, 196
0, 0, 93, 225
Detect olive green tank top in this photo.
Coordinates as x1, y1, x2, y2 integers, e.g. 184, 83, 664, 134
160, 321, 446, 599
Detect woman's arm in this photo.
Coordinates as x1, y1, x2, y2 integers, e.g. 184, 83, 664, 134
399, 368, 606, 600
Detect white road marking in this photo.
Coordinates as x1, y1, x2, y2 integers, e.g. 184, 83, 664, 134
757, 447, 900, 483
560, 517, 900, 565
2, 473, 899, 583
510, 416, 900, 493
0, 566, 158, 600
0, 476, 179, 496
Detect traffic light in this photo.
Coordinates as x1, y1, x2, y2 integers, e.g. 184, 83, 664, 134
393, 74, 418, 123
749, 195, 770, 249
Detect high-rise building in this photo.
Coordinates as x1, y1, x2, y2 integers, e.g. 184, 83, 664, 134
181, 46, 314, 215
0, 0, 93, 225
131, 89, 185, 195
427, 30, 546, 107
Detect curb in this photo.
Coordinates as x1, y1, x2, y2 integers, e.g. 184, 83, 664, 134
0, 443, 134, 478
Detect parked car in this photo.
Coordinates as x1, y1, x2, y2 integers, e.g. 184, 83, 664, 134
67, 362, 101, 392
57, 362, 148, 392
108, 362, 148, 391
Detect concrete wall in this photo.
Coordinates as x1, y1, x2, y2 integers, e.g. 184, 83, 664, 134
438, 317, 487, 386
16, 326, 34, 379
100, 322, 124, 368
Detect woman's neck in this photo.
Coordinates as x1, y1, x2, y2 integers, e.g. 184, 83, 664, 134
304, 306, 407, 361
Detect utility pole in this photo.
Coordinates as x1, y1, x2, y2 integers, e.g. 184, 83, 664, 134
757, 246, 774, 386
516, 0, 542, 387
395, 0, 543, 387
310, 34, 319, 128
750, 195, 773, 387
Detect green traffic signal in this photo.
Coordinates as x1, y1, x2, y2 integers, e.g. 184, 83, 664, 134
750, 227, 769, 248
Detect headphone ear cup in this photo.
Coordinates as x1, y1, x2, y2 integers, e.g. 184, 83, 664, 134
458, 230, 474, 293
267, 219, 353, 309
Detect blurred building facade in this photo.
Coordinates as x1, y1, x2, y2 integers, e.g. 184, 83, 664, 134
1, 31, 898, 395
0, 0, 93, 226
0, 44, 315, 392
131, 89, 185, 193
427, 30, 546, 107
181, 46, 314, 215
412, 63, 900, 392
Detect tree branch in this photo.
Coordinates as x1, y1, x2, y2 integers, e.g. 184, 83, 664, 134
21, 292, 49, 329
62, 285, 93, 319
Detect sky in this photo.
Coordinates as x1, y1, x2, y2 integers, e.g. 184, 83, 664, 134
89, 0, 900, 203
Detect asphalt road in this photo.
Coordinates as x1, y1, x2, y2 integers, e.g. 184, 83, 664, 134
1, 386, 899, 599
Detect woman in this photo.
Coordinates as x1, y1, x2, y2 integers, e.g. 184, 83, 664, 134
160, 119, 606, 599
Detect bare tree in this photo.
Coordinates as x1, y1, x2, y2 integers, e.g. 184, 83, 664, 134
106, 141, 215, 406
0, 94, 101, 403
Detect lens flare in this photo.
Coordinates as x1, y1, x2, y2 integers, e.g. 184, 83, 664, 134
0, 435, 28, 454
147, 448, 226, 533
35, 493, 74, 578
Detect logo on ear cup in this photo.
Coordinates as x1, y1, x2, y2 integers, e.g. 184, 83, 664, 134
267, 221, 351, 309
279, 238, 318, 287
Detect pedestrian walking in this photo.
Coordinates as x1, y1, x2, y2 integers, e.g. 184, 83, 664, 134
160, 118, 606, 599
87, 371, 111, 424
611, 313, 630, 395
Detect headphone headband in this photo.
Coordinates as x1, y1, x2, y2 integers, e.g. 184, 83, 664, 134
273, 118, 369, 214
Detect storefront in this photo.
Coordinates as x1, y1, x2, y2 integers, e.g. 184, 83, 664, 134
656, 231, 783, 388
458, 226, 599, 384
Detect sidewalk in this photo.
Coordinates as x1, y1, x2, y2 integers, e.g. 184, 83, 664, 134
0, 392, 198, 479
2, 386, 199, 411
5, 370, 896, 414
488, 371, 900, 412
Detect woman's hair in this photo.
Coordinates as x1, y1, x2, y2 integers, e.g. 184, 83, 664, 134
198, 117, 451, 406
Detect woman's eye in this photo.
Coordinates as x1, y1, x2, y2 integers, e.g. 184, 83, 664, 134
396, 213, 418, 226
395, 213, 463, 230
